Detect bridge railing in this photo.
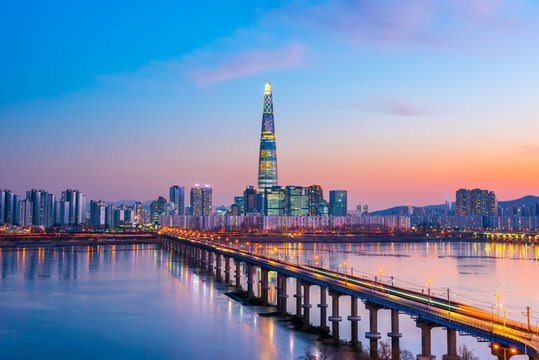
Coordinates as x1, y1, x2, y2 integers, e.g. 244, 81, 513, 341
161, 232, 539, 353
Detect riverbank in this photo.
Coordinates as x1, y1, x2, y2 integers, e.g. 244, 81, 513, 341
0, 233, 157, 248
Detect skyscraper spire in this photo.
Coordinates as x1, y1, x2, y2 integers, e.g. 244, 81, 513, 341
257, 82, 278, 191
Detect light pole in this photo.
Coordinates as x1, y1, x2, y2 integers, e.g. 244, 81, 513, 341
427, 279, 431, 306
497, 293, 501, 317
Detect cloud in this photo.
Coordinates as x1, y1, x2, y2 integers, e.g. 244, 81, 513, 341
263, 0, 529, 48
521, 145, 539, 156
349, 96, 429, 116
189, 43, 306, 87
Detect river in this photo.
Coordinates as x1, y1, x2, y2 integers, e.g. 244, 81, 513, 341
1, 241, 537, 359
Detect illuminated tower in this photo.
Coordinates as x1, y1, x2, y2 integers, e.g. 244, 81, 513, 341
257, 83, 278, 191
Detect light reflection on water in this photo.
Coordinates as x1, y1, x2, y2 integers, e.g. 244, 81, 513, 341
1, 241, 537, 359
0, 245, 315, 360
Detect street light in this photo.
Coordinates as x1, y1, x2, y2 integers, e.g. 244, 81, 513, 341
427, 279, 432, 306
496, 293, 501, 317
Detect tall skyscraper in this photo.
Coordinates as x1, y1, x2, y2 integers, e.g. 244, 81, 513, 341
257, 83, 278, 192
329, 190, 348, 217
190, 185, 212, 216
169, 185, 185, 215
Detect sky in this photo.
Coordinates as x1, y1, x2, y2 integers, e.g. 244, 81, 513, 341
1, 0, 539, 211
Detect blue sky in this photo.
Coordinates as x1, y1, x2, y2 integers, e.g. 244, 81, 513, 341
2, 0, 539, 209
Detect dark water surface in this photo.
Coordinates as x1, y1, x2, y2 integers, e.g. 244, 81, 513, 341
1, 241, 537, 359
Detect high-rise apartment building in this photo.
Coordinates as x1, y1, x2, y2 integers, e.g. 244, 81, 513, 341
3, 190, 13, 225
169, 186, 185, 215
456, 189, 497, 216
90, 200, 107, 228
19, 199, 33, 226
257, 83, 278, 192
61, 189, 84, 225
190, 185, 212, 216
329, 190, 348, 217
243, 186, 258, 214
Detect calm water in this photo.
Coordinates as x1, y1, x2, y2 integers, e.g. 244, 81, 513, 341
1, 241, 538, 359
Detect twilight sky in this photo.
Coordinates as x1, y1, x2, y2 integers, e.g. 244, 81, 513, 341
1, 0, 539, 210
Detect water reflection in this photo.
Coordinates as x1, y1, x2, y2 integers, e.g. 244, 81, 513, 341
1, 241, 537, 360
0, 244, 315, 360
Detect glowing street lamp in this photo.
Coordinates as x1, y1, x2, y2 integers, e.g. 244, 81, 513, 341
427, 279, 432, 306
496, 293, 501, 317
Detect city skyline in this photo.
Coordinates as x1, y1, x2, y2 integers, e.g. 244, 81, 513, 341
2, 1, 539, 210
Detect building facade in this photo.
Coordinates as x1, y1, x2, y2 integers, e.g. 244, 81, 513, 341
329, 190, 348, 217
257, 83, 278, 192
169, 185, 185, 215
456, 188, 497, 216
190, 185, 212, 216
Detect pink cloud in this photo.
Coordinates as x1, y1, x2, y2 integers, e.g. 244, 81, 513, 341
266, 0, 527, 48
349, 96, 429, 116
521, 145, 539, 156
190, 44, 306, 87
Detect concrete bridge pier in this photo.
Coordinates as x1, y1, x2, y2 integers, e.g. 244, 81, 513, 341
416, 319, 438, 360
246, 264, 255, 300
294, 279, 303, 317
302, 282, 312, 329
318, 286, 329, 332
207, 251, 214, 273
215, 253, 222, 280
234, 259, 241, 289
442, 328, 459, 360
277, 274, 289, 316
387, 309, 402, 360
260, 268, 269, 306
328, 290, 342, 343
365, 302, 383, 359
224, 256, 231, 283
201, 249, 207, 266
347, 296, 361, 346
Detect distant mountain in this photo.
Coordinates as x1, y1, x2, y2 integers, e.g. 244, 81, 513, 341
498, 195, 539, 207
370, 195, 539, 215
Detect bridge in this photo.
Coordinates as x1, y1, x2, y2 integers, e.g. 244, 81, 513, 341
158, 230, 539, 360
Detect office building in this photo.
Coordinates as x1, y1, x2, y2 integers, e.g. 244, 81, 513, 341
243, 186, 258, 214
264, 186, 286, 216
329, 190, 348, 217
169, 186, 185, 215
233, 196, 244, 215
285, 186, 308, 216
150, 197, 167, 223
306, 185, 324, 216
